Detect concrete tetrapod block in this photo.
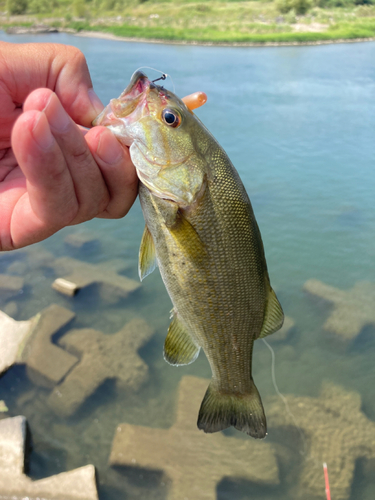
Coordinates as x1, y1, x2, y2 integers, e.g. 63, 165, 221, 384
0, 416, 98, 500
0, 310, 37, 375
304, 279, 375, 340
267, 383, 375, 500
22, 304, 78, 388
48, 318, 154, 417
64, 231, 100, 250
50, 256, 139, 297
0, 305, 78, 387
110, 376, 279, 500
0, 274, 24, 299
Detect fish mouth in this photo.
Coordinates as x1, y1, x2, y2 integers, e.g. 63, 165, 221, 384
92, 71, 152, 144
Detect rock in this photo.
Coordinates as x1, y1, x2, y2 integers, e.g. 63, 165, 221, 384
110, 376, 279, 500
50, 256, 139, 298
48, 318, 154, 417
267, 383, 375, 500
304, 279, 375, 341
0, 274, 24, 299
0, 305, 78, 388
0, 415, 98, 499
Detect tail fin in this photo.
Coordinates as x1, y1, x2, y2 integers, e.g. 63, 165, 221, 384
197, 380, 267, 439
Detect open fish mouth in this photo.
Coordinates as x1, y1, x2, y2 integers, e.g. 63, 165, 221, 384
92, 71, 151, 144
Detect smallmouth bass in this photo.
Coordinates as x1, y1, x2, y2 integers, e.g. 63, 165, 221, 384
94, 71, 284, 438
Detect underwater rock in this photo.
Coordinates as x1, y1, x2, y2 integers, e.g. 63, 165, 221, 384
0, 274, 24, 299
267, 383, 375, 500
50, 256, 139, 297
0, 415, 98, 499
0, 305, 78, 387
47, 318, 154, 417
304, 279, 375, 340
110, 375, 279, 500
64, 231, 101, 251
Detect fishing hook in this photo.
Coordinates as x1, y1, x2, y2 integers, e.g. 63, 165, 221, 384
152, 74, 167, 83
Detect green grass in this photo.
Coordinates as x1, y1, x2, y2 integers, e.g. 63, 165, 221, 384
65, 19, 375, 42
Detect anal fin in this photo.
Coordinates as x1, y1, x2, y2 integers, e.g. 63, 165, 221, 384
164, 312, 200, 366
138, 225, 157, 281
258, 287, 284, 339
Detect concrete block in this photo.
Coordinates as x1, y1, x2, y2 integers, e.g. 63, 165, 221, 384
50, 257, 139, 298
110, 376, 279, 500
48, 318, 154, 417
0, 305, 78, 388
304, 279, 375, 341
0, 415, 98, 500
267, 383, 375, 500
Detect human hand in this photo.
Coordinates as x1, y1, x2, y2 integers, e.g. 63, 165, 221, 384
0, 42, 138, 251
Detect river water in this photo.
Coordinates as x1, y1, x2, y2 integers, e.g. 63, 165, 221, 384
0, 31, 375, 500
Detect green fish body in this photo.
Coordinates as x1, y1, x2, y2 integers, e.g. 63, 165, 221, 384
94, 71, 284, 438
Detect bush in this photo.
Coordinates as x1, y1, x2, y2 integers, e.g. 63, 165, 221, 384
6, 0, 28, 14
276, 0, 311, 14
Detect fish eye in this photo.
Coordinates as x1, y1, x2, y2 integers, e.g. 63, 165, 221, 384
162, 109, 181, 128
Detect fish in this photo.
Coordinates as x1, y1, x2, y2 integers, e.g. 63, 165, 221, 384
94, 71, 284, 438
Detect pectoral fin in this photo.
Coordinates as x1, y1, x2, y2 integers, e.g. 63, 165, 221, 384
258, 288, 284, 339
138, 225, 157, 281
152, 195, 207, 264
164, 312, 200, 366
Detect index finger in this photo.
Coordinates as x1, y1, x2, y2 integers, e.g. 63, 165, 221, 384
0, 41, 103, 127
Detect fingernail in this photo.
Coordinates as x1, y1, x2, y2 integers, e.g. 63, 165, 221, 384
88, 88, 104, 116
45, 93, 71, 133
32, 112, 54, 150
97, 131, 123, 165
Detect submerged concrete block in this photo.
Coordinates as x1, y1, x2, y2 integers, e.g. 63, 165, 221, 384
48, 318, 154, 417
64, 231, 100, 250
0, 305, 78, 388
0, 416, 98, 500
0, 274, 24, 299
304, 279, 375, 340
50, 257, 139, 298
267, 383, 375, 500
22, 304, 78, 388
110, 376, 279, 500
0, 310, 36, 375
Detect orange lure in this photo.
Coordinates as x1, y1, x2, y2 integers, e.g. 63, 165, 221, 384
182, 91, 208, 111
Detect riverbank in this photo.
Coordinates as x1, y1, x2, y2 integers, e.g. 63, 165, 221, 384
1, 1, 375, 46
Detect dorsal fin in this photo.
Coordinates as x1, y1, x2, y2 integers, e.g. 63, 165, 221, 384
164, 312, 200, 366
138, 225, 157, 281
258, 288, 284, 339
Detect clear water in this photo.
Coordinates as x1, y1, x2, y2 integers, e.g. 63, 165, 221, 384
0, 31, 375, 499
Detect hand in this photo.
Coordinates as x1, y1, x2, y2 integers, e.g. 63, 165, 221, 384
0, 42, 138, 251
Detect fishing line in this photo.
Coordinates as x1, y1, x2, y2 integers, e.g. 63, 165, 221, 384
262, 339, 332, 498
262, 338, 308, 456
133, 66, 176, 94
